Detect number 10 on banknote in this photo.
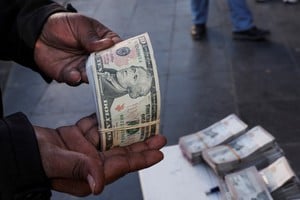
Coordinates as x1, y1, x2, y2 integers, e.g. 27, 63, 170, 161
86, 33, 161, 151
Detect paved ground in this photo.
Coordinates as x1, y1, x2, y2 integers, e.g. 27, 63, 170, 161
1, 0, 300, 199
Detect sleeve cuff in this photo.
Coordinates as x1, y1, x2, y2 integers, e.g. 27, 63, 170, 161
18, 2, 67, 49
2, 112, 51, 199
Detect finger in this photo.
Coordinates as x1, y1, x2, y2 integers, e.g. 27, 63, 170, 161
112, 36, 122, 44
100, 135, 166, 184
101, 135, 167, 159
85, 38, 116, 52
143, 135, 167, 150
48, 148, 104, 194
56, 126, 99, 157
60, 56, 89, 86
51, 179, 91, 197
103, 149, 164, 184
71, 58, 88, 84
62, 68, 82, 85
100, 31, 122, 44
94, 24, 121, 44
80, 26, 116, 53
80, 68, 88, 83
83, 26, 121, 52
76, 114, 100, 148
76, 113, 98, 133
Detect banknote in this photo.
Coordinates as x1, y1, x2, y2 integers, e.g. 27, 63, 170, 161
86, 33, 161, 151
271, 177, 300, 200
260, 157, 295, 192
179, 114, 247, 164
218, 178, 233, 200
202, 126, 279, 176
225, 166, 273, 200
204, 126, 275, 165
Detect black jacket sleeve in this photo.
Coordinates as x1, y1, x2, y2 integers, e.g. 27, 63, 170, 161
0, 0, 67, 81
0, 113, 51, 200
0, 0, 68, 199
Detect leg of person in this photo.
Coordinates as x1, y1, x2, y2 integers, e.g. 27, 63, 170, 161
227, 0, 270, 41
256, 0, 298, 4
283, 0, 298, 4
190, 0, 209, 40
255, 0, 269, 3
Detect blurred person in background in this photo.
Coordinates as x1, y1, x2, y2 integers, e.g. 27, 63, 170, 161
190, 0, 270, 41
256, 0, 298, 4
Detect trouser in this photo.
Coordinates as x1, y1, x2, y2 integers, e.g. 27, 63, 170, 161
190, 0, 254, 31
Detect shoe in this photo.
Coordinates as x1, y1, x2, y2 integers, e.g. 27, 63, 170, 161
191, 24, 206, 40
233, 26, 270, 41
283, 0, 298, 4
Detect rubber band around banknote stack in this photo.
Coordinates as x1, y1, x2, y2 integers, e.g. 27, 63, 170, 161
225, 144, 242, 163
196, 132, 209, 149
99, 120, 160, 133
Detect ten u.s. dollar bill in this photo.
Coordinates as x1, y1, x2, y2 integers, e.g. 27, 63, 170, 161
86, 33, 161, 151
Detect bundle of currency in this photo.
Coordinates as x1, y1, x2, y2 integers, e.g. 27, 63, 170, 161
178, 114, 247, 164
86, 33, 161, 151
271, 178, 300, 200
224, 166, 273, 200
218, 178, 233, 200
202, 126, 284, 176
215, 142, 284, 177
260, 156, 300, 200
219, 156, 300, 200
260, 157, 295, 192
236, 143, 284, 173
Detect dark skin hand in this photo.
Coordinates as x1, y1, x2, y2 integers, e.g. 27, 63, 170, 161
34, 12, 122, 86
33, 12, 166, 196
34, 114, 167, 196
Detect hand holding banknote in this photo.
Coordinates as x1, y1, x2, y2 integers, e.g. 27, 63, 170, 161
34, 12, 122, 86
35, 114, 167, 196
33, 12, 166, 196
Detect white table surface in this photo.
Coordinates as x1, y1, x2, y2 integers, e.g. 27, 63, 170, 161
138, 145, 221, 200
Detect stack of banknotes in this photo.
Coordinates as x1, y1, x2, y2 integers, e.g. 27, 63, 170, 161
86, 33, 161, 151
202, 126, 284, 177
261, 157, 300, 200
220, 166, 273, 200
271, 178, 300, 200
178, 114, 248, 164
179, 114, 300, 199
218, 157, 300, 200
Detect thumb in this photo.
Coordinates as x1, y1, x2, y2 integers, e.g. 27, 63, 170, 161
82, 35, 116, 53
48, 148, 105, 194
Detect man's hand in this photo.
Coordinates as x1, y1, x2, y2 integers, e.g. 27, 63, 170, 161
34, 13, 122, 86
34, 114, 167, 196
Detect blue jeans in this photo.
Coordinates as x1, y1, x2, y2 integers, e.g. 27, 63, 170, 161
190, 0, 254, 31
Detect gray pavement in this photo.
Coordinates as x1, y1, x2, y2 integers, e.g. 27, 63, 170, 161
2, 0, 300, 199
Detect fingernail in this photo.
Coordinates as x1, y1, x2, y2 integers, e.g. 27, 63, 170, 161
69, 70, 81, 83
87, 174, 96, 193
74, 76, 82, 84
